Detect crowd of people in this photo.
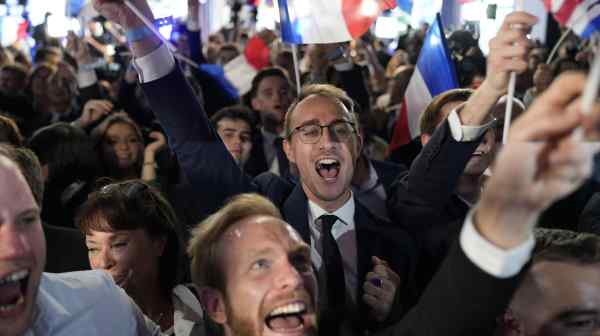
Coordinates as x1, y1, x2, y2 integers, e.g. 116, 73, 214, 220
0, 0, 599, 335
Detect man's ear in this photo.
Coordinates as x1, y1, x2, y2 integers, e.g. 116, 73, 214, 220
420, 133, 431, 146
283, 138, 295, 164
199, 287, 227, 324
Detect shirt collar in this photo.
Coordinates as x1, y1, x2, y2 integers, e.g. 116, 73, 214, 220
308, 192, 355, 226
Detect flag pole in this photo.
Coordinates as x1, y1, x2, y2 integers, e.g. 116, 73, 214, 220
573, 34, 600, 140
291, 44, 302, 96
123, 0, 177, 52
546, 28, 572, 65
502, 0, 524, 144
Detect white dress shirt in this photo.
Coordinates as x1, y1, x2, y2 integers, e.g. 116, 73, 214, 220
25, 270, 158, 336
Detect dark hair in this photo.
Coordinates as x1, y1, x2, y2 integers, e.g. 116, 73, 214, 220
91, 113, 144, 179
210, 105, 256, 131
533, 229, 600, 265
244, 67, 290, 104
0, 63, 28, 81
0, 114, 23, 146
28, 123, 100, 180
76, 180, 185, 294
419, 88, 473, 135
33, 47, 61, 64
27, 123, 101, 227
0, 144, 44, 206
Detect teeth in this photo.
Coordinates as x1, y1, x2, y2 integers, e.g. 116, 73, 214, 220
269, 302, 306, 317
0, 270, 29, 285
0, 295, 24, 312
318, 159, 338, 165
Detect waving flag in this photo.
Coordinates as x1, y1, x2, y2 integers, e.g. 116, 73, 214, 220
224, 33, 272, 94
278, 0, 396, 44
543, 0, 600, 38
397, 0, 413, 14
389, 14, 459, 150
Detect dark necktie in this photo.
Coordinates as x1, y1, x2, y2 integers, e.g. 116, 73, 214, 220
319, 215, 346, 335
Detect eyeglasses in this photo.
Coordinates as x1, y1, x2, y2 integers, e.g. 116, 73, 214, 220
289, 120, 356, 144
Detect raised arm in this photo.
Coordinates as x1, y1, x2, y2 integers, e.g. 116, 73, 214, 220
380, 70, 600, 336
390, 12, 538, 212
93, 0, 252, 202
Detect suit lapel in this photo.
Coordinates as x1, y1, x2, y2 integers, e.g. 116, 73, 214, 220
354, 201, 377, 321
282, 184, 311, 243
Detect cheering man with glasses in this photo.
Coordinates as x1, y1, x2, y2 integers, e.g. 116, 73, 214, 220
94, 1, 538, 334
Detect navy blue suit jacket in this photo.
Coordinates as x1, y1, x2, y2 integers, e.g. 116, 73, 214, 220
141, 65, 524, 335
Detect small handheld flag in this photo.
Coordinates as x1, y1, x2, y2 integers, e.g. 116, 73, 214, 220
543, 0, 600, 39
278, 0, 396, 44
388, 13, 459, 150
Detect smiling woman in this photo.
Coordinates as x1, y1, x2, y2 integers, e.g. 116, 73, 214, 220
75, 179, 205, 335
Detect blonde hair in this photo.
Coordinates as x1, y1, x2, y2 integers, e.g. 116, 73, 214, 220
187, 193, 282, 292
283, 84, 358, 139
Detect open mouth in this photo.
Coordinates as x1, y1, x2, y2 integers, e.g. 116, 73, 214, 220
265, 302, 307, 333
315, 158, 340, 181
0, 270, 29, 315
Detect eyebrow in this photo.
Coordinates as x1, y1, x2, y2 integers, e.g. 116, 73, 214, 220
246, 247, 276, 258
86, 232, 130, 244
295, 118, 348, 129
18, 208, 40, 219
222, 128, 247, 133
554, 309, 599, 321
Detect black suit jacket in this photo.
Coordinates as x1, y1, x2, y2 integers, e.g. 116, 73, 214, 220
141, 65, 525, 335
388, 121, 484, 291
143, 66, 417, 331
44, 224, 90, 273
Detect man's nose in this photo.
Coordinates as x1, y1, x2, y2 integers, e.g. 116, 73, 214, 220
0, 225, 30, 260
276, 259, 303, 291
94, 248, 115, 270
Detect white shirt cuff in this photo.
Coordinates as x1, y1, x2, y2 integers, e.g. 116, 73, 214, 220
447, 104, 496, 142
77, 69, 98, 88
132, 43, 175, 83
459, 210, 534, 278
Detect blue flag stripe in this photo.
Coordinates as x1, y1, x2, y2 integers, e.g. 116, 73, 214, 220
581, 12, 600, 38
397, 0, 413, 13
415, 14, 458, 97
278, 0, 304, 44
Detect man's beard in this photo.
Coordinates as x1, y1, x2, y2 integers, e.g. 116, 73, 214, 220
225, 299, 260, 336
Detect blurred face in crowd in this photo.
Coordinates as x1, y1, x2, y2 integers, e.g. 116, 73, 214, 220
533, 64, 553, 93
85, 223, 165, 297
0, 157, 46, 336
102, 122, 143, 171
216, 117, 253, 166
0, 69, 27, 96
30, 67, 53, 100
217, 47, 239, 66
206, 215, 317, 336
508, 261, 600, 336
251, 76, 292, 131
464, 129, 496, 176
284, 95, 361, 212
421, 99, 495, 177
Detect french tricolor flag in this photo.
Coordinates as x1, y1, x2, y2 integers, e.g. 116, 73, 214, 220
389, 14, 459, 150
278, 0, 396, 44
544, 0, 600, 38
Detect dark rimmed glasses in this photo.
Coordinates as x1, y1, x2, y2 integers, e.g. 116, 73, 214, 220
288, 120, 356, 144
